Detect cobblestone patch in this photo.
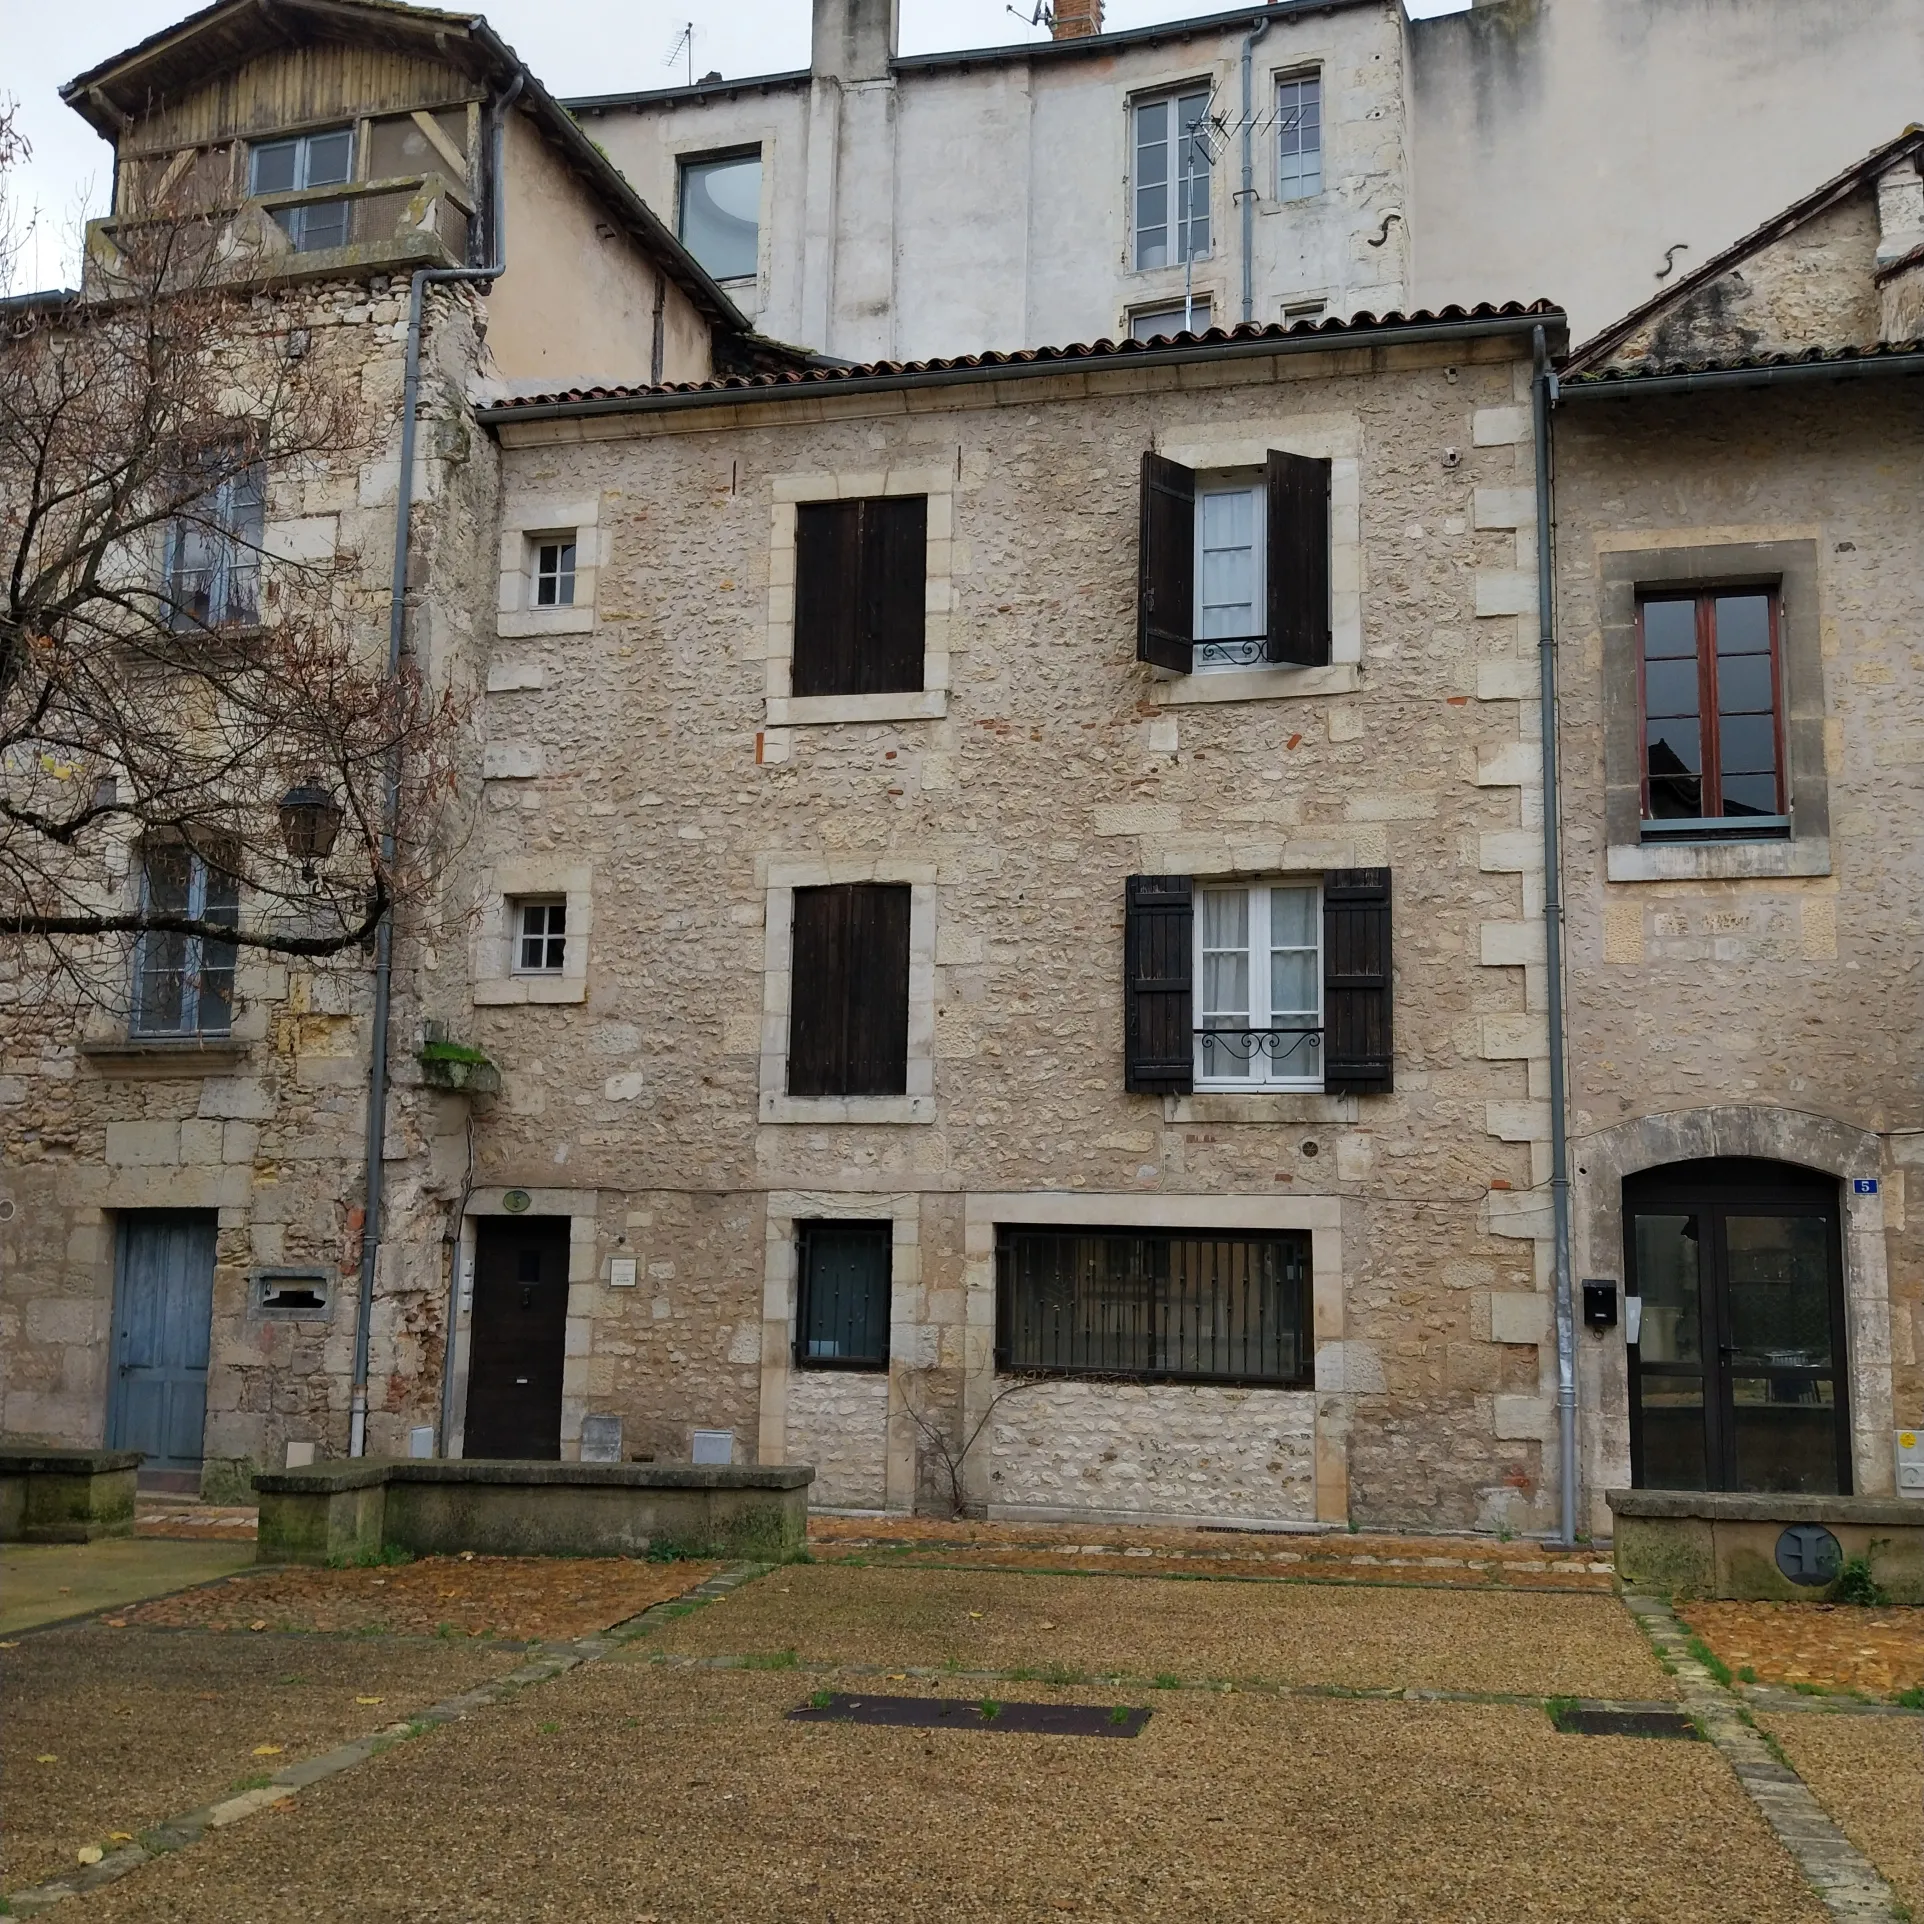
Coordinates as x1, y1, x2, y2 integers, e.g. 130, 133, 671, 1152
644, 1563, 1674, 1699
1678, 1601, 1924, 1703
62, 1665, 1825, 1923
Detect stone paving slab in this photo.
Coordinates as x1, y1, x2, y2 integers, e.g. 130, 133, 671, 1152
1760, 1711, 1924, 1919
643, 1563, 1676, 1700
63, 1661, 1824, 1922
0, 1541, 256, 1635
0, 1627, 525, 1890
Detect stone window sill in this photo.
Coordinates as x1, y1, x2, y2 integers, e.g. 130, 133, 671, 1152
759, 1093, 935, 1125
1164, 1092, 1360, 1124
79, 1037, 251, 1077
766, 690, 946, 727
473, 976, 588, 1005
498, 606, 593, 638
1606, 837, 1831, 883
1153, 662, 1360, 707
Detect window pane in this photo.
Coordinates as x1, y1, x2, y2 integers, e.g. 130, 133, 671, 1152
1633, 1213, 1701, 1364
1725, 1215, 1833, 1370
1198, 888, 1251, 1080
1198, 489, 1257, 637
1269, 884, 1316, 951
1134, 101, 1169, 269
1729, 1377, 1839, 1495
1641, 599, 1697, 658
1177, 92, 1211, 259
1638, 1375, 1708, 1490
798, 1222, 891, 1367
679, 154, 761, 281
302, 130, 354, 188
250, 140, 298, 195
1270, 947, 1317, 1018
1130, 300, 1210, 341
1715, 651, 1774, 714
1646, 718, 1701, 786
1642, 657, 1699, 718
135, 930, 188, 1034
296, 200, 351, 252
1716, 714, 1777, 777
1714, 593, 1771, 655
1720, 773, 1779, 817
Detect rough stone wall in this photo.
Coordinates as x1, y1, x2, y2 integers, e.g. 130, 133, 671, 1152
474, 335, 1560, 1531
0, 279, 499, 1490
785, 1371, 889, 1510
1554, 381, 1924, 1528
984, 1381, 1315, 1523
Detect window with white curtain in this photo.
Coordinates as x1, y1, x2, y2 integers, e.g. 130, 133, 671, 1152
1196, 881, 1322, 1088
1194, 473, 1265, 669
1134, 89, 1213, 270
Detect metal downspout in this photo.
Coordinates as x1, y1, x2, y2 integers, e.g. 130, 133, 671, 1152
1532, 324, 1577, 1545
350, 70, 524, 1458
1239, 13, 1271, 325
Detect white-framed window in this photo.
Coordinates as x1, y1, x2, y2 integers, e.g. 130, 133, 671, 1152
250, 126, 355, 252
512, 898, 567, 975
533, 536, 576, 608
1133, 88, 1212, 270
1275, 72, 1323, 202
1194, 470, 1265, 670
1195, 880, 1322, 1089
1130, 296, 1213, 341
132, 842, 239, 1038
165, 447, 263, 631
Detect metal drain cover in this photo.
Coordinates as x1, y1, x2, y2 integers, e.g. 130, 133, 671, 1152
1551, 1707, 1700, 1739
788, 1693, 1151, 1738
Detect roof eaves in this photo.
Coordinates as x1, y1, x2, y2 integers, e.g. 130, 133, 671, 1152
1559, 340, 1924, 398
566, 71, 811, 116
1564, 125, 1924, 375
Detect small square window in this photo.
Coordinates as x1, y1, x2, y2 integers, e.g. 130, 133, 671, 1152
533, 538, 576, 608
513, 898, 567, 974
796, 1220, 892, 1369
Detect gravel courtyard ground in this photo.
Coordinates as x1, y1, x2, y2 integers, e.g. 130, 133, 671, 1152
5, 1539, 1913, 1922
1678, 1599, 1924, 1702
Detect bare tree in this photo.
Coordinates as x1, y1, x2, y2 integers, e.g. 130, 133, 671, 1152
0, 139, 461, 1020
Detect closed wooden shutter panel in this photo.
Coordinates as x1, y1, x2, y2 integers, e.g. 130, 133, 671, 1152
1323, 868, 1392, 1094
793, 497, 926, 697
1124, 874, 1194, 1093
1137, 452, 1195, 674
1265, 449, 1332, 667
787, 883, 910, 1098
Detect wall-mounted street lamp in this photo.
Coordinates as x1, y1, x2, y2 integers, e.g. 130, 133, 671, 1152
277, 777, 343, 880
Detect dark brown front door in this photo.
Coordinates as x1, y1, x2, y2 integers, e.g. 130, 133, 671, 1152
1626, 1159, 1851, 1495
463, 1217, 569, 1459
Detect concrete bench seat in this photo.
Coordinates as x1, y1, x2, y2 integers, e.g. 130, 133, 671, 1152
0, 1446, 143, 1542
254, 1458, 814, 1564
1608, 1488, 1924, 1602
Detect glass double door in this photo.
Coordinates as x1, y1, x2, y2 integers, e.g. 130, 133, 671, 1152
1626, 1160, 1850, 1495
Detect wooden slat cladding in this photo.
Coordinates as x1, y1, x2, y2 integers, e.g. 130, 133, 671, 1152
1265, 449, 1332, 666
792, 497, 927, 697
1137, 452, 1195, 673
1322, 868, 1393, 1094
124, 45, 479, 155
788, 884, 912, 1098
1124, 875, 1194, 1093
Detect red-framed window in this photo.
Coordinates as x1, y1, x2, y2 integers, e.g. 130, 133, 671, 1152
1638, 588, 1786, 831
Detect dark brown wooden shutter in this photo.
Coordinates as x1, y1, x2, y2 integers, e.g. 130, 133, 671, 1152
793, 498, 925, 697
787, 883, 910, 1098
1124, 874, 1193, 1093
1138, 452, 1195, 674
1323, 869, 1392, 1094
1266, 449, 1331, 666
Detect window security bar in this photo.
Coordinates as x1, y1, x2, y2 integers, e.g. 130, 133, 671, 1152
1195, 1025, 1322, 1060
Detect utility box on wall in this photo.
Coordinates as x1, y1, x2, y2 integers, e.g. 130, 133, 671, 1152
1898, 1429, 1924, 1496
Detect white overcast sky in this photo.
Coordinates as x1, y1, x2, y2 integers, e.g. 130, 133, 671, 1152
2, 0, 1465, 290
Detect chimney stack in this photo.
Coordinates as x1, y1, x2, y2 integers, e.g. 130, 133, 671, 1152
812, 0, 899, 81
1052, 0, 1103, 40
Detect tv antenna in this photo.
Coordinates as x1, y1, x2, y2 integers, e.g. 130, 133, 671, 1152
1006, 3, 1054, 27
664, 23, 697, 88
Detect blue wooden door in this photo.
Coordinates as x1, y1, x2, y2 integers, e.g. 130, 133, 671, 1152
109, 1213, 217, 1469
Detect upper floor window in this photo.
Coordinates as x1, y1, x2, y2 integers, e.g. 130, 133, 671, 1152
133, 843, 238, 1037
1130, 296, 1212, 341
513, 898, 568, 975
1196, 880, 1322, 1089
250, 126, 354, 252
787, 882, 910, 1099
165, 451, 263, 631
678, 150, 761, 282
1640, 589, 1786, 839
1139, 450, 1330, 673
793, 497, 926, 697
1275, 72, 1323, 201
1134, 89, 1212, 270
533, 536, 577, 607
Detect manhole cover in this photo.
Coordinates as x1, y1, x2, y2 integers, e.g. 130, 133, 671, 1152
1550, 1706, 1700, 1740
788, 1693, 1151, 1738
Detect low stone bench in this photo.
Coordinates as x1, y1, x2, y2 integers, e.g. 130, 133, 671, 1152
0, 1446, 143, 1542
1608, 1488, 1924, 1603
254, 1458, 814, 1565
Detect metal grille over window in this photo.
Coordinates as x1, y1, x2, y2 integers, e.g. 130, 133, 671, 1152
996, 1226, 1311, 1387
1276, 74, 1323, 201
1640, 589, 1786, 841
515, 900, 566, 973
132, 843, 239, 1037
796, 1220, 892, 1369
1134, 90, 1212, 270
534, 539, 577, 607
679, 152, 762, 282
250, 126, 354, 252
